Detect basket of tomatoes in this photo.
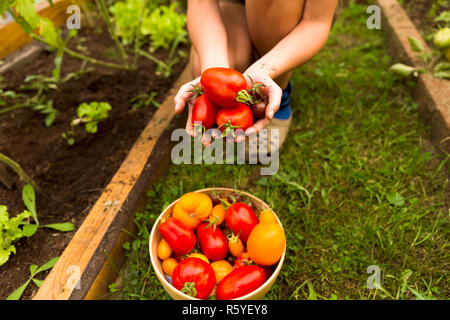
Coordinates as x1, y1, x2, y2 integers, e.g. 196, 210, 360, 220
149, 188, 286, 300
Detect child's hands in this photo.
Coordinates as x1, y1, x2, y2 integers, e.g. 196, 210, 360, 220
174, 77, 219, 145
240, 66, 283, 140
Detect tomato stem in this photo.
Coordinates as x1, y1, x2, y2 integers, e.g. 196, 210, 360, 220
181, 282, 197, 298
187, 84, 204, 101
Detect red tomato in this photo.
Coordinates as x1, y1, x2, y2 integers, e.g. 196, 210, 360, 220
262, 266, 274, 281
216, 103, 254, 133
159, 217, 196, 255
191, 94, 218, 129
225, 202, 258, 242
201, 68, 249, 109
196, 222, 229, 261
172, 257, 216, 299
251, 102, 267, 120
234, 252, 254, 269
216, 265, 266, 300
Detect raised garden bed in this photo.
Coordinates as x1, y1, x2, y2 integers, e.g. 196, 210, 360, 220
376, 0, 450, 153
0, 2, 189, 299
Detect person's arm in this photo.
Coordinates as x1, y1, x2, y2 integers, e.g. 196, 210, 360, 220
187, 0, 229, 71
243, 0, 338, 134
174, 0, 230, 142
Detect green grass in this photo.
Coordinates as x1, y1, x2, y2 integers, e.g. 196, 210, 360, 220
109, 1, 449, 300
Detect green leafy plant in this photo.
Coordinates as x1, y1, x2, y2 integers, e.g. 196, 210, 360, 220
0, 74, 60, 127
140, 3, 187, 52
130, 92, 160, 109
0, 183, 74, 267
390, 36, 450, 79
0, 205, 34, 266
7, 256, 59, 300
63, 101, 112, 145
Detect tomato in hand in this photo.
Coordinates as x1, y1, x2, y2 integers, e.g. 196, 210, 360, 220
159, 217, 196, 255
200, 68, 249, 109
216, 103, 254, 133
172, 257, 216, 299
197, 222, 229, 261
216, 265, 266, 300
225, 202, 258, 242
191, 94, 218, 129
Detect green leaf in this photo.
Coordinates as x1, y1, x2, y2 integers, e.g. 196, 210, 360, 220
39, 18, 63, 49
32, 278, 44, 288
43, 223, 75, 232
22, 184, 38, 225
35, 256, 59, 274
0, 1, 15, 16
85, 121, 99, 134
408, 37, 424, 53
15, 0, 40, 29
22, 224, 38, 237
386, 192, 405, 207
6, 279, 31, 300
29, 264, 38, 275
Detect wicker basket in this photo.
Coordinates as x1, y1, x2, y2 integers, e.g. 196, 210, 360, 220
149, 187, 286, 300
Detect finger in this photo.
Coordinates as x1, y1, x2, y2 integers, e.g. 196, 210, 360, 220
265, 84, 282, 120
174, 78, 202, 114
185, 106, 196, 137
245, 118, 271, 136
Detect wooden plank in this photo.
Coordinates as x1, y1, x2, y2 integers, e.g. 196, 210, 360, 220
0, 0, 82, 59
33, 64, 192, 300
377, 0, 450, 153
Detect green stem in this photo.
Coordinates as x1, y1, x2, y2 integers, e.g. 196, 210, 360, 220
0, 103, 28, 114
132, 0, 148, 68
0, 153, 38, 191
95, 0, 130, 69
31, 35, 127, 70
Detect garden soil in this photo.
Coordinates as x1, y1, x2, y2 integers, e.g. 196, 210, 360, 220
0, 23, 188, 299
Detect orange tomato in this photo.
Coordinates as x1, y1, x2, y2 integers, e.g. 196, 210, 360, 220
226, 231, 244, 257
211, 260, 233, 283
172, 192, 213, 230
157, 238, 172, 260
247, 218, 285, 266
162, 257, 178, 276
188, 252, 210, 264
210, 204, 226, 225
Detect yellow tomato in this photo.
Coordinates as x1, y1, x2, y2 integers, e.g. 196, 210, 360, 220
162, 257, 178, 277
210, 260, 233, 283
172, 192, 213, 229
247, 220, 286, 266
157, 238, 172, 260
188, 252, 210, 264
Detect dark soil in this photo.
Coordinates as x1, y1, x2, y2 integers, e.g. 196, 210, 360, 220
0, 21, 188, 299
